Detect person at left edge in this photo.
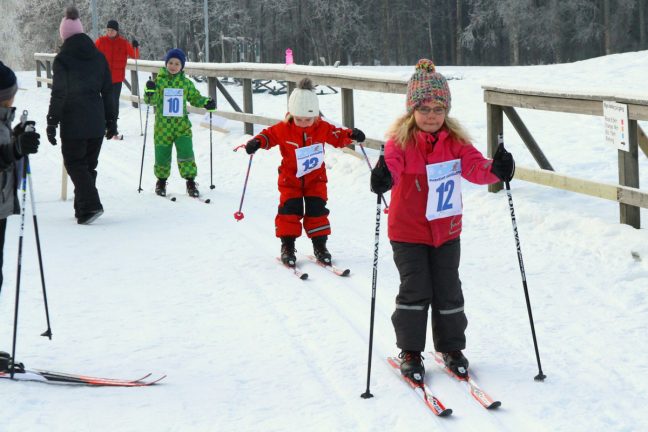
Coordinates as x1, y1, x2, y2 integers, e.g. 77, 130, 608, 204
0, 61, 40, 293
95, 19, 139, 139
46, 6, 115, 225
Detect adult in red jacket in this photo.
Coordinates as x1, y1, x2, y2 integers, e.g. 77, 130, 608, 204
95, 20, 139, 136
245, 78, 365, 267
370, 59, 515, 383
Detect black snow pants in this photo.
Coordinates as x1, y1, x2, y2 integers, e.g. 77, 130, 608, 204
61, 137, 104, 218
390, 238, 467, 353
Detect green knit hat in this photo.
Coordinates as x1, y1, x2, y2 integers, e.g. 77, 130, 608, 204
406, 59, 451, 113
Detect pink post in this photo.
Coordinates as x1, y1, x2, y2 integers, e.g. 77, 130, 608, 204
285, 48, 294, 65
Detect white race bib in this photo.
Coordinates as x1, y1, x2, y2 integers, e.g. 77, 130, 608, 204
295, 144, 324, 178
163, 88, 184, 117
425, 159, 462, 221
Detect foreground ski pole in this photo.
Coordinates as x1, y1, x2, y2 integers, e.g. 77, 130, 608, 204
233, 144, 253, 221
19, 110, 52, 340
137, 101, 151, 193
11, 155, 30, 378
361, 144, 386, 399
358, 143, 389, 213
26, 161, 53, 340
209, 112, 215, 190
498, 133, 546, 382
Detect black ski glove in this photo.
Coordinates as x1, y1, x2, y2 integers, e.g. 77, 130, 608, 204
145, 80, 156, 93
370, 155, 392, 194
13, 120, 35, 138
15, 130, 40, 156
350, 128, 365, 143
245, 138, 261, 155
105, 119, 118, 140
490, 143, 515, 182
204, 98, 216, 111
132, 39, 139, 49
46, 115, 58, 146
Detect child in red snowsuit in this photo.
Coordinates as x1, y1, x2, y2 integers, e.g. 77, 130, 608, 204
245, 78, 365, 267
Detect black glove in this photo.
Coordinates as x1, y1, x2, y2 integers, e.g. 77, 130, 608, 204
13, 120, 35, 137
350, 128, 365, 143
370, 156, 392, 194
105, 119, 118, 140
245, 138, 261, 155
15, 131, 40, 156
204, 98, 216, 111
132, 39, 139, 49
46, 116, 58, 146
145, 80, 156, 93
490, 143, 515, 182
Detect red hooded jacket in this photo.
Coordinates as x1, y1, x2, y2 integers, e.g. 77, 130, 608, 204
384, 128, 499, 247
95, 35, 139, 83
256, 117, 354, 198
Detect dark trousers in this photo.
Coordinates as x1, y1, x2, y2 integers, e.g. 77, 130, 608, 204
390, 238, 467, 353
61, 137, 104, 217
0, 218, 6, 291
112, 82, 122, 129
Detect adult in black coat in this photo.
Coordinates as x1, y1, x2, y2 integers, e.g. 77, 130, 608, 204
46, 6, 116, 225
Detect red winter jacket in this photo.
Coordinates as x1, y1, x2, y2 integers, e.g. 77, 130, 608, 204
95, 35, 139, 83
384, 128, 499, 247
255, 117, 354, 196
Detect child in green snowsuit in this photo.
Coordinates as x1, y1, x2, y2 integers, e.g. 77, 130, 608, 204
144, 48, 215, 197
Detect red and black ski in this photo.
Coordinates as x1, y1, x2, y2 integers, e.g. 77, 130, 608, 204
387, 356, 452, 417
431, 352, 501, 409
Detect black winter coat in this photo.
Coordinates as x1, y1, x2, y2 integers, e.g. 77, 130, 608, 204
47, 33, 114, 140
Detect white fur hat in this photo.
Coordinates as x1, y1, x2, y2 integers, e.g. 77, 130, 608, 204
288, 78, 319, 117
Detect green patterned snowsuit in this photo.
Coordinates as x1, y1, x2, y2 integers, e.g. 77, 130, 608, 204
147, 67, 209, 179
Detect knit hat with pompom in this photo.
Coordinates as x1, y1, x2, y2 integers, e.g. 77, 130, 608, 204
288, 78, 319, 117
59, 6, 84, 41
406, 59, 451, 113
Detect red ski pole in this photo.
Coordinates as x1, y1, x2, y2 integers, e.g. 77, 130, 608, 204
233, 144, 253, 221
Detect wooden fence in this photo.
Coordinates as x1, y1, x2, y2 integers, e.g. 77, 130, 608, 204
484, 84, 648, 228
35, 53, 648, 227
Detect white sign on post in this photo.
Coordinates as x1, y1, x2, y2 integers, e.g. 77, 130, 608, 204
603, 101, 629, 152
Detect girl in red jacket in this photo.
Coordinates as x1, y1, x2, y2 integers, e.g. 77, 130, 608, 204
370, 59, 515, 382
245, 78, 365, 267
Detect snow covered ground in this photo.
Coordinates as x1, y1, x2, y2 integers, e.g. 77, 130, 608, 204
1, 51, 648, 431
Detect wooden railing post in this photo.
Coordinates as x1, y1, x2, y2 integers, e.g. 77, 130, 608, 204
208, 77, 217, 106
46, 60, 52, 89
341, 88, 355, 150
619, 119, 640, 228
36, 60, 42, 88
242, 78, 253, 135
487, 103, 504, 193
130, 69, 140, 108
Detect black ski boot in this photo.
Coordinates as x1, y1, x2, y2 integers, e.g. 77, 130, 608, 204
312, 235, 332, 265
155, 178, 167, 196
398, 350, 425, 383
0, 351, 10, 371
280, 237, 297, 267
186, 178, 200, 197
0, 351, 23, 373
442, 351, 469, 378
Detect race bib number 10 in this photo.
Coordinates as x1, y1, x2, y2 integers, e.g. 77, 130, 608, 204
425, 159, 462, 221
163, 88, 184, 117
295, 144, 324, 178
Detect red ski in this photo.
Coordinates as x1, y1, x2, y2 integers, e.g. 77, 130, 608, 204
387, 356, 452, 417
431, 352, 501, 409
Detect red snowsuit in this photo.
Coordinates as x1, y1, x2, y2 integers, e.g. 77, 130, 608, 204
95, 35, 139, 83
254, 117, 354, 238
